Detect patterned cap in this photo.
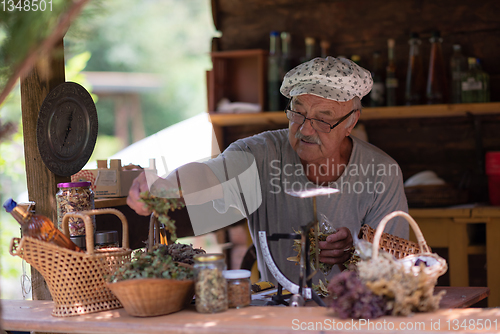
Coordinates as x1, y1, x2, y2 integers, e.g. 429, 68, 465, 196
280, 56, 373, 102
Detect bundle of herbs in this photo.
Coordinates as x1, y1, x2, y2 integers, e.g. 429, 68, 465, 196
108, 246, 193, 283
140, 190, 185, 242
154, 243, 206, 265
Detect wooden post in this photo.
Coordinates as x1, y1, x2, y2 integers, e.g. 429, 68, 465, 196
20, 39, 69, 301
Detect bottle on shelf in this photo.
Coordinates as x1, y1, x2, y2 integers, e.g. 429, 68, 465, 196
320, 40, 330, 58
300, 37, 316, 63
280, 32, 293, 110
449, 44, 467, 103
476, 58, 490, 102
386, 38, 398, 106
405, 32, 425, 105
462, 57, 490, 103
267, 31, 281, 112
3, 198, 84, 252
351, 55, 361, 66
426, 30, 448, 104
369, 51, 385, 107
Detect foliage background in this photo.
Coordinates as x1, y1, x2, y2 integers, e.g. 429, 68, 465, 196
0, 0, 217, 299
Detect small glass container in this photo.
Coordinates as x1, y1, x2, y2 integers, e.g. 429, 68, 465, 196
94, 230, 119, 250
56, 182, 95, 236
70, 235, 87, 252
194, 253, 228, 313
223, 269, 251, 308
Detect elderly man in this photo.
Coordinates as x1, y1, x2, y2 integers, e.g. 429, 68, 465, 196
127, 56, 408, 283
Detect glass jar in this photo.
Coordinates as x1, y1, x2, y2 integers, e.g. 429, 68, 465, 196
223, 269, 251, 308
70, 235, 87, 252
56, 182, 95, 236
95, 230, 119, 250
194, 253, 228, 313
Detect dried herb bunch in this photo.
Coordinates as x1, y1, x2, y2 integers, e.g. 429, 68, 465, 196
154, 243, 206, 265
327, 270, 389, 319
108, 246, 193, 283
140, 190, 185, 242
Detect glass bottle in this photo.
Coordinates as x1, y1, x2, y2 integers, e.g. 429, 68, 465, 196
56, 181, 95, 236
223, 269, 251, 308
3, 198, 84, 252
426, 31, 448, 104
351, 55, 361, 66
301, 37, 316, 63
320, 40, 330, 58
476, 58, 490, 102
267, 31, 281, 112
279, 32, 292, 110
405, 32, 425, 105
449, 44, 467, 103
462, 57, 483, 103
386, 39, 398, 106
370, 51, 385, 107
194, 253, 228, 313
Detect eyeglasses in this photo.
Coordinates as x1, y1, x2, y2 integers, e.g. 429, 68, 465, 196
284, 99, 357, 133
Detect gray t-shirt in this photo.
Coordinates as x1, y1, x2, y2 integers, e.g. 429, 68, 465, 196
204, 128, 408, 283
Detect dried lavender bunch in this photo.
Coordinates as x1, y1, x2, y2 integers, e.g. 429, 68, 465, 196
140, 190, 185, 242
327, 270, 389, 319
108, 246, 193, 283
154, 243, 206, 265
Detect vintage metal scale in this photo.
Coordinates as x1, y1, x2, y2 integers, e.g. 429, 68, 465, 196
258, 187, 338, 307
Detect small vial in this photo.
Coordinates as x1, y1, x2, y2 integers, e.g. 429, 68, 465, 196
223, 269, 251, 308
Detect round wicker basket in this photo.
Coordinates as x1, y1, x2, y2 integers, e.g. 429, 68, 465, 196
107, 278, 195, 317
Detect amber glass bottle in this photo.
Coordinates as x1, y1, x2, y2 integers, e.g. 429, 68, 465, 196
405, 32, 425, 105
426, 31, 448, 104
4, 198, 84, 252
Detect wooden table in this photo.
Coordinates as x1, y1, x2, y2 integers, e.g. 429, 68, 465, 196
1, 287, 491, 334
409, 207, 500, 307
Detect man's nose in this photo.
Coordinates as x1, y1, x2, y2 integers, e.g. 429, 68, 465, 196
299, 118, 317, 135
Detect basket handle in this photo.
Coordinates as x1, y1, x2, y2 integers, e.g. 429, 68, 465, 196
372, 211, 430, 259
62, 208, 129, 255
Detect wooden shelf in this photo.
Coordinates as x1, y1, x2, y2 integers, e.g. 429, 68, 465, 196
209, 102, 500, 126
94, 197, 127, 209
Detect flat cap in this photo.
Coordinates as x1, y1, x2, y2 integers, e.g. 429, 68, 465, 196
280, 56, 373, 102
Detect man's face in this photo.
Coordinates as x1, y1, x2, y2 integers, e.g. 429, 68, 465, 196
287, 94, 357, 164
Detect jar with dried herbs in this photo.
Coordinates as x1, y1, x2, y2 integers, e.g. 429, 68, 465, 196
194, 253, 228, 313
223, 269, 251, 308
56, 182, 95, 236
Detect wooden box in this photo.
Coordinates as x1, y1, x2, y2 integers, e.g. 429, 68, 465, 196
207, 49, 267, 112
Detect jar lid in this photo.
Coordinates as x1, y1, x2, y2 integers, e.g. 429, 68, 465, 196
57, 181, 91, 188
70, 235, 87, 249
95, 230, 118, 244
194, 253, 225, 262
222, 269, 251, 279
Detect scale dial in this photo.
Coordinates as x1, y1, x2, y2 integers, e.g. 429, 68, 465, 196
37, 82, 98, 176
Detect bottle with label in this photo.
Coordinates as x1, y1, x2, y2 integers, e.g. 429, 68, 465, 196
3, 198, 84, 252
476, 58, 490, 102
426, 31, 448, 104
449, 44, 467, 103
462, 57, 490, 103
405, 32, 425, 105
267, 31, 281, 111
369, 51, 385, 107
386, 39, 398, 106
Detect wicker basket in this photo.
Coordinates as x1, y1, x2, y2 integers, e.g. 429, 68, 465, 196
107, 277, 194, 317
371, 211, 447, 279
359, 223, 427, 259
9, 208, 132, 317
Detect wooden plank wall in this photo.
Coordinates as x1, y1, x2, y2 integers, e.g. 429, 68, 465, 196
214, 0, 500, 103
214, 0, 500, 203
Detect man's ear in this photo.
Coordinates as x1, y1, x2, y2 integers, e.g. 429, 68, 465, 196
345, 110, 361, 136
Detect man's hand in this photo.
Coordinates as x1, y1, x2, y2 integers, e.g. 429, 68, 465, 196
127, 172, 152, 216
318, 227, 354, 265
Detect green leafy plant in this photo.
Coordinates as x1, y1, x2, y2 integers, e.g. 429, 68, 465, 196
108, 246, 193, 283
140, 190, 185, 242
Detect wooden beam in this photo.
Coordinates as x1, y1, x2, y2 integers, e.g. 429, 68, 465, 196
20, 39, 69, 301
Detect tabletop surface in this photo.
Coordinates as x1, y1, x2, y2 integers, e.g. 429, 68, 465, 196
2, 287, 493, 334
